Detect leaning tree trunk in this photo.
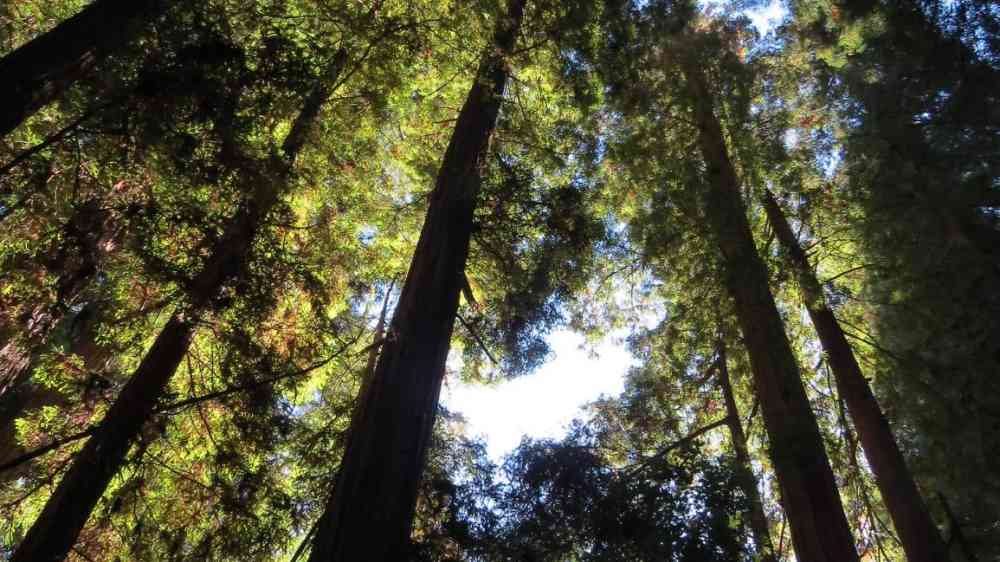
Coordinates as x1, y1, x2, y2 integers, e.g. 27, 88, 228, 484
306, 3, 524, 560
681, 60, 859, 562
715, 337, 776, 562
761, 189, 949, 562
0, 0, 167, 138
10, 54, 345, 562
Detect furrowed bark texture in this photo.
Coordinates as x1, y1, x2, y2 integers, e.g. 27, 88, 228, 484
306, 3, 524, 560
682, 62, 859, 562
761, 190, 949, 562
716, 339, 776, 562
0, 0, 165, 138
10, 55, 345, 562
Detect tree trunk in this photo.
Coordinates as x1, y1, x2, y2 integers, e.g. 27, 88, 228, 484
681, 61, 858, 562
306, 3, 524, 560
0, 198, 111, 436
716, 337, 776, 562
761, 189, 949, 562
0, 312, 62, 481
10, 55, 345, 562
10, 313, 197, 562
0, 0, 166, 138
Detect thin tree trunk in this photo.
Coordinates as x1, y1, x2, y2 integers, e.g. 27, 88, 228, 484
0, 0, 166, 138
681, 60, 858, 562
306, 3, 525, 560
716, 337, 776, 562
10, 53, 346, 562
761, 189, 949, 562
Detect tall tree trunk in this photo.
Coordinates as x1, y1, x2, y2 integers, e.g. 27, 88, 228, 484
761, 189, 949, 562
0, 0, 167, 138
307, 3, 524, 560
716, 337, 776, 562
681, 60, 859, 562
10, 54, 345, 562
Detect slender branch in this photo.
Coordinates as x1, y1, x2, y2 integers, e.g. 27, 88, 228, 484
0, 337, 364, 474
0, 110, 93, 178
624, 417, 729, 479
0, 428, 95, 474
456, 313, 498, 366
821, 263, 873, 285
159, 335, 362, 414
460, 273, 479, 310
290, 518, 320, 562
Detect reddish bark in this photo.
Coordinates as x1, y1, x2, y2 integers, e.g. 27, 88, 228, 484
0, 0, 165, 137
682, 60, 858, 561
306, 3, 525, 560
762, 189, 948, 562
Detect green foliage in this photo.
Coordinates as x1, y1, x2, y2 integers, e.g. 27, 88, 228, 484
1, 0, 998, 560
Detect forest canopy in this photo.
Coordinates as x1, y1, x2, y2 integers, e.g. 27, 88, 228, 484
0, 0, 997, 560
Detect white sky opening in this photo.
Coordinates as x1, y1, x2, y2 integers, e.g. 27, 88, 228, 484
441, 330, 633, 461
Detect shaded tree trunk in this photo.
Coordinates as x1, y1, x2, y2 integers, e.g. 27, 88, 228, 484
0, 302, 112, 485
0, 0, 167, 138
761, 189, 949, 562
0, 199, 112, 434
681, 60, 858, 562
715, 337, 776, 562
306, 3, 525, 560
10, 54, 345, 562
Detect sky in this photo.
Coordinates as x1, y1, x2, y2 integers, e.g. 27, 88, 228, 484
441, 330, 634, 460
441, 0, 788, 463
745, 0, 787, 33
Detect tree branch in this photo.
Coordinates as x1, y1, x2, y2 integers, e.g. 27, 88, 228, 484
457, 313, 498, 366
0, 335, 365, 475
0, 110, 93, 178
625, 417, 729, 479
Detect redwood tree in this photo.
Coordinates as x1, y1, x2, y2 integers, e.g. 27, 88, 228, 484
715, 336, 776, 562
306, 1, 525, 559
680, 54, 858, 562
761, 188, 948, 562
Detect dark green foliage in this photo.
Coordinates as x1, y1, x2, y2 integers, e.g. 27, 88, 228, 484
430, 419, 751, 562
788, 2, 1000, 554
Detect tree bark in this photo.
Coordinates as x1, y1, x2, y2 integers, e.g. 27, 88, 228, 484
715, 337, 776, 562
10, 54, 345, 562
0, 199, 112, 438
681, 60, 859, 562
0, 302, 111, 485
761, 189, 949, 562
0, 0, 166, 138
306, 3, 524, 560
